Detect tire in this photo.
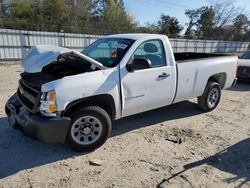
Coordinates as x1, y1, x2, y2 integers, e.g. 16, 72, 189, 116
66, 106, 111, 152
198, 81, 221, 112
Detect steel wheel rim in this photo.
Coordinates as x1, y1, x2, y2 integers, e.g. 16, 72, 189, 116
71, 115, 102, 145
207, 87, 219, 108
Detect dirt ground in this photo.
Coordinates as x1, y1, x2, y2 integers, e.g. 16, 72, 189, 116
0, 64, 249, 188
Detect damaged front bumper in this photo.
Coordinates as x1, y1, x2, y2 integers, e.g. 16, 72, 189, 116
5, 93, 71, 143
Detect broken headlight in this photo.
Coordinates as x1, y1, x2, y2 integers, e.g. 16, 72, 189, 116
39, 90, 57, 117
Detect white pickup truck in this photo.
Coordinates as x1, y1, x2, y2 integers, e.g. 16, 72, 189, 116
5, 34, 238, 151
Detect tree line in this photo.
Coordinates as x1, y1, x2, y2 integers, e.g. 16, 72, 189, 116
0, 0, 249, 41
0, 0, 138, 34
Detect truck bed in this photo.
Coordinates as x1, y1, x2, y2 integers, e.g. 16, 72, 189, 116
174, 52, 227, 62
173, 55, 238, 104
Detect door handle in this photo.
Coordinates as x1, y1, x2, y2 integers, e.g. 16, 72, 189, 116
158, 72, 170, 78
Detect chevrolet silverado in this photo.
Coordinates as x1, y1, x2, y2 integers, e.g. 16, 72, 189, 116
5, 34, 238, 151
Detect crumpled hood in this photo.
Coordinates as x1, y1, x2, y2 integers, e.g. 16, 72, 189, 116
21, 45, 104, 73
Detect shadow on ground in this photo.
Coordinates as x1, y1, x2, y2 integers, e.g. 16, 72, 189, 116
0, 117, 80, 179
0, 101, 202, 179
228, 81, 250, 92
158, 138, 250, 188
112, 100, 202, 137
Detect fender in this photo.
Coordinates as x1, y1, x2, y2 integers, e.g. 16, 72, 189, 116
63, 94, 116, 120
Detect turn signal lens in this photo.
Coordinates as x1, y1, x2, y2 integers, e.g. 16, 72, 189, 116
39, 90, 57, 116
48, 103, 56, 113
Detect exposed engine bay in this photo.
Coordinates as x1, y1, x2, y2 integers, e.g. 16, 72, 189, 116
21, 53, 100, 89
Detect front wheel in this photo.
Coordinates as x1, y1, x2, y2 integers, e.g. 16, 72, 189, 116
66, 106, 111, 152
198, 81, 221, 112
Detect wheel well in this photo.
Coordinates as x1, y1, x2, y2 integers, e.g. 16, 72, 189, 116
5, 105, 10, 116
208, 73, 226, 89
63, 94, 116, 120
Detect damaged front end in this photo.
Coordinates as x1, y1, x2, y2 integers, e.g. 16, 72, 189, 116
5, 92, 71, 143
5, 45, 104, 143
17, 45, 104, 115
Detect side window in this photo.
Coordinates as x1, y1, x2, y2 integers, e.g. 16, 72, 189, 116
132, 40, 166, 67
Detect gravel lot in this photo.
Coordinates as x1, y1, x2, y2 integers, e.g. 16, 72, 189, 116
0, 64, 249, 188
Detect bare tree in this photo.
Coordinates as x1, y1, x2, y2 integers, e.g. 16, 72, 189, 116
208, 0, 244, 28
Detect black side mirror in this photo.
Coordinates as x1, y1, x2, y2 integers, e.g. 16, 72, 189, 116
126, 58, 151, 72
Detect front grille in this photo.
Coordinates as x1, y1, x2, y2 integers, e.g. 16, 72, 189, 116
17, 79, 41, 113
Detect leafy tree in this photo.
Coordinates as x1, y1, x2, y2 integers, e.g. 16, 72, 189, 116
42, 0, 66, 31
196, 7, 215, 37
1, 0, 250, 42
1, 0, 100, 32
2, 0, 33, 30
209, 0, 247, 40
0, 0, 9, 27
232, 14, 249, 41
95, 0, 138, 34
158, 14, 182, 36
185, 6, 215, 37
63, 0, 93, 33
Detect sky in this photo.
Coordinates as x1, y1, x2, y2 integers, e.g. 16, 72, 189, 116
124, 0, 250, 27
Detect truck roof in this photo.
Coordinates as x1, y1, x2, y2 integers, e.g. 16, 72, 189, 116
104, 33, 166, 40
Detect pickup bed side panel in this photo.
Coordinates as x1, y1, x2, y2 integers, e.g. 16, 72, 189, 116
174, 56, 237, 103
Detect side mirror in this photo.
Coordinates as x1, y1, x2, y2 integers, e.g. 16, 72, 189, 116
126, 58, 151, 72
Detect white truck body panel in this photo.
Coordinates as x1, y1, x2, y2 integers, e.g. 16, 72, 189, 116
120, 65, 175, 117
174, 56, 238, 103
42, 68, 122, 119
20, 34, 237, 120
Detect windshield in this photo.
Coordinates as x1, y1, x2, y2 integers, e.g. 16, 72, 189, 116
239, 51, 250, 59
82, 38, 134, 67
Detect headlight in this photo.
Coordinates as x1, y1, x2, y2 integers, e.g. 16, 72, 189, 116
39, 90, 57, 117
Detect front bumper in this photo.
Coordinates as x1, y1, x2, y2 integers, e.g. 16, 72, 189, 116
5, 93, 71, 143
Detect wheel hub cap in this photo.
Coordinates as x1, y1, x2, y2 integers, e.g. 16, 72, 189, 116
80, 124, 92, 135
207, 88, 219, 108
71, 115, 102, 145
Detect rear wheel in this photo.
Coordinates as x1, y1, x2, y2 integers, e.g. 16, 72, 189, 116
66, 106, 111, 152
198, 81, 221, 112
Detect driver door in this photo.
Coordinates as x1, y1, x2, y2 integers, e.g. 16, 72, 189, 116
121, 39, 175, 117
